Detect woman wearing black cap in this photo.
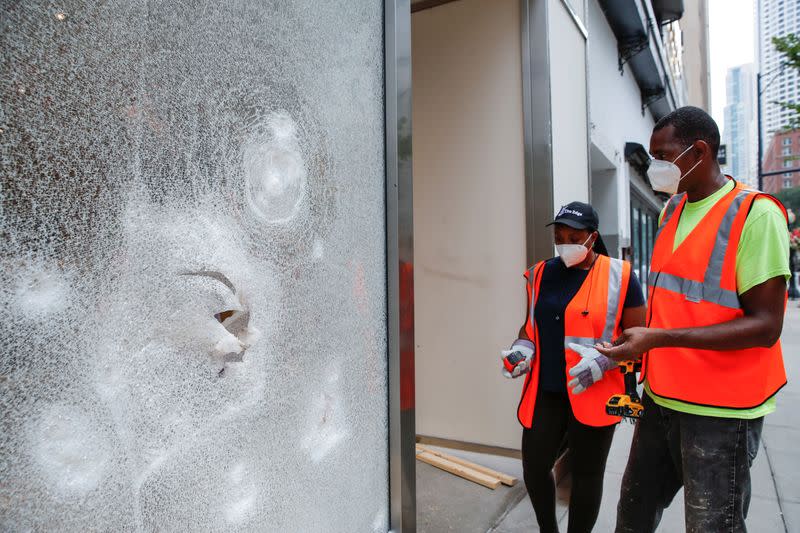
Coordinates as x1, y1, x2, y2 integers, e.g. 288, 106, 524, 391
501, 201, 646, 533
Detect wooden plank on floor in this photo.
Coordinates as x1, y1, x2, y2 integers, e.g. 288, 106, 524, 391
416, 434, 522, 459
416, 444, 518, 486
415, 448, 501, 489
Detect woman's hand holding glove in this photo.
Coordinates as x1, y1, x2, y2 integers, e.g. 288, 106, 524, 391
501, 340, 535, 379
567, 343, 616, 394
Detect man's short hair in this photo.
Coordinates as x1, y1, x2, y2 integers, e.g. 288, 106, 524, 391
653, 106, 720, 157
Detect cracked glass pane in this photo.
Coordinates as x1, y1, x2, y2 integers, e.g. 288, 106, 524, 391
1, 2, 387, 531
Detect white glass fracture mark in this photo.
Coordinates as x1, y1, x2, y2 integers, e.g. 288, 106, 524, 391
13, 262, 72, 318
32, 405, 112, 496
243, 112, 308, 224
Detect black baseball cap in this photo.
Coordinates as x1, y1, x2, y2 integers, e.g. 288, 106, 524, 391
546, 201, 599, 231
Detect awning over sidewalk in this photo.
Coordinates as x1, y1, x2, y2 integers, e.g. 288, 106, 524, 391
598, 0, 683, 121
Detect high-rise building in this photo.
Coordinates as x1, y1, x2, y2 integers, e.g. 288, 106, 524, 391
723, 64, 757, 187
757, 0, 800, 152
681, 0, 711, 111
763, 129, 800, 193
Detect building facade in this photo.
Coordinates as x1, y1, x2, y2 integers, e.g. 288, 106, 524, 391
681, 0, 712, 110
758, 0, 800, 149
763, 129, 800, 193
723, 64, 758, 187
2, 1, 710, 530
411, 0, 701, 453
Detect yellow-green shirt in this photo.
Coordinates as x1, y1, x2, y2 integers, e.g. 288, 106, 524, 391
646, 180, 790, 419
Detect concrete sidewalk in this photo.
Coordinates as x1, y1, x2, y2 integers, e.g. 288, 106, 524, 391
418, 308, 800, 532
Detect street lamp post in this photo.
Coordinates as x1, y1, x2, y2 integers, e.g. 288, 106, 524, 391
757, 65, 786, 191
756, 63, 799, 191
757, 63, 800, 301
757, 70, 765, 191
789, 209, 800, 300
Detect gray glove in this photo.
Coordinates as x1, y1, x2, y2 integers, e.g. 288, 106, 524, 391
501, 340, 535, 379
567, 343, 616, 394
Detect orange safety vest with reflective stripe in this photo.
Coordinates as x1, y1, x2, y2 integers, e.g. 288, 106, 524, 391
517, 254, 631, 428
644, 179, 788, 408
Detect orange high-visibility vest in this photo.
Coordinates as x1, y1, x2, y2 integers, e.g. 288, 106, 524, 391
517, 254, 631, 428
644, 180, 788, 408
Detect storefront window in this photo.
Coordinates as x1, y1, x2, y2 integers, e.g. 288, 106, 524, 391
630, 195, 660, 291
632, 207, 641, 280
1, 3, 389, 530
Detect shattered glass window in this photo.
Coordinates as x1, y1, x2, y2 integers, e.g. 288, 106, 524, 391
1, 2, 388, 531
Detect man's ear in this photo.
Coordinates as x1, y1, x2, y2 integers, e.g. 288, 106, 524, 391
694, 140, 710, 161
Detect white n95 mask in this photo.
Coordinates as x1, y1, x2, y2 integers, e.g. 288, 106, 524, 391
556, 235, 592, 268
647, 144, 702, 195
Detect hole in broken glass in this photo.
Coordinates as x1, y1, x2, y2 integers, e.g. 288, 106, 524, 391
178, 270, 253, 376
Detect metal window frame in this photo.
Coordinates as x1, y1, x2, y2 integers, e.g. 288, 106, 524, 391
521, 0, 590, 264
559, 0, 588, 38
521, 0, 555, 265
385, 1, 415, 532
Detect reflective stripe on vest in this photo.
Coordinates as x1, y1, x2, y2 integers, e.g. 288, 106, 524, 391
655, 193, 685, 242
517, 256, 629, 428
645, 181, 788, 408
603, 257, 624, 342
647, 271, 740, 309
648, 189, 749, 308
528, 265, 537, 330
564, 335, 602, 347
564, 255, 626, 348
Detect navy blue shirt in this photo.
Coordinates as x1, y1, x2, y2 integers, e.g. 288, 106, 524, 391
533, 258, 645, 392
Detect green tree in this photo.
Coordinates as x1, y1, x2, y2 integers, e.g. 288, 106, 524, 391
775, 186, 800, 229
772, 33, 800, 131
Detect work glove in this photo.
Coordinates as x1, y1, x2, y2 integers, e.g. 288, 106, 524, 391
501, 340, 535, 379
567, 343, 616, 394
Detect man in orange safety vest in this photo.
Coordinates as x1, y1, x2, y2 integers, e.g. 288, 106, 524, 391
598, 107, 789, 533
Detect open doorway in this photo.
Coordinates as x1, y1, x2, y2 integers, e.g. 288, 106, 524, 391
409, 1, 594, 529
411, 0, 528, 455
410, 2, 532, 528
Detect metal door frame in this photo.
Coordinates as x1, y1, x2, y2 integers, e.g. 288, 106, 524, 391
385, 2, 415, 531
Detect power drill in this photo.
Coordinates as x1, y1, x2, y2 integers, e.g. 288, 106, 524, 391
606, 360, 644, 419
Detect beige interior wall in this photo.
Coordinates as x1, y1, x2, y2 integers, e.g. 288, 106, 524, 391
411, 0, 528, 449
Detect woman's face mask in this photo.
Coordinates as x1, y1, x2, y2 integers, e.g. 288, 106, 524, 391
647, 144, 702, 195
556, 234, 593, 268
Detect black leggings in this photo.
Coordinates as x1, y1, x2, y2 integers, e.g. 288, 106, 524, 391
521, 389, 616, 533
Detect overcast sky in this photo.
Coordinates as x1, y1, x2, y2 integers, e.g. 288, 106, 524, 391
708, 0, 756, 136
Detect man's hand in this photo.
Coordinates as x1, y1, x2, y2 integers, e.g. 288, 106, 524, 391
595, 327, 656, 361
